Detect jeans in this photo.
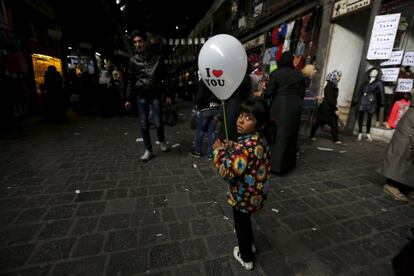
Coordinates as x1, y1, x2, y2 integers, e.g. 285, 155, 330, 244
194, 108, 218, 157
137, 97, 165, 152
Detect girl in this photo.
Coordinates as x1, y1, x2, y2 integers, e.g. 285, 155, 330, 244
213, 98, 271, 270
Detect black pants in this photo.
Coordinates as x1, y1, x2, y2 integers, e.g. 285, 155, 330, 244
233, 207, 254, 262
358, 111, 373, 133
310, 117, 339, 142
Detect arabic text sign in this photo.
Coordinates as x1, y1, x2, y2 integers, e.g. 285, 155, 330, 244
380, 50, 404, 66
402, 51, 414, 66
381, 68, 400, 82
396, 78, 413, 92
367, 13, 400, 60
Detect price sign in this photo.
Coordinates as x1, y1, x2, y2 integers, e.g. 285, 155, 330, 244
402, 51, 414, 66
367, 13, 400, 60
380, 50, 404, 66
381, 68, 400, 82
395, 78, 413, 92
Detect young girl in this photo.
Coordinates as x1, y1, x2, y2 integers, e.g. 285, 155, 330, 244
213, 98, 271, 270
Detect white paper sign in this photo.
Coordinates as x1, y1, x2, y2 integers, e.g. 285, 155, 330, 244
402, 51, 414, 66
396, 78, 413, 92
367, 13, 401, 60
381, 68, 400, 82
380, 50, 404, 66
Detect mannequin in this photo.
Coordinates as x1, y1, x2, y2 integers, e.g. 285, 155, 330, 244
352, 67, 385, 141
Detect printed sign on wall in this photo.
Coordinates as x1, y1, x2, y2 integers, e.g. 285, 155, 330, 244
395, 78, 413, 92
380, 50, 404, 66
402, 51, 414, 66
367, 13, 401, 60
381, 68, 400, 82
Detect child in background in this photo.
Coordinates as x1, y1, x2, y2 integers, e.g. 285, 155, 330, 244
213, 98, 271, 271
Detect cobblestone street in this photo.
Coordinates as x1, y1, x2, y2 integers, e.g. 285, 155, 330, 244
1, 103, 413, 276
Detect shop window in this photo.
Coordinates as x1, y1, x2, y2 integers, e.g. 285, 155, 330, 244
253, 0, 264, 18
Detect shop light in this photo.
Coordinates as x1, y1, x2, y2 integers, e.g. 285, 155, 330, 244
175, 26, 179, 30
120, 5, 125, 11
116, 0, 121, 4
95, 52, 101, 57
68, 46, 72, 50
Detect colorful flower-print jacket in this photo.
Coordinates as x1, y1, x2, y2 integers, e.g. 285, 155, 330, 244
213, 133, 271, 213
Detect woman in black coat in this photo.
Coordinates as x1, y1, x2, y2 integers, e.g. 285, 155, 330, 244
310, 70, 343, 144
261, 51, 305, 175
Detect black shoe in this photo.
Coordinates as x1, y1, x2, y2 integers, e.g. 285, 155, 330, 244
190, 151, 202, 158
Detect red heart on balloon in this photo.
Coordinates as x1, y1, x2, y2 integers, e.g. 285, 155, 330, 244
212, 69, 223, 78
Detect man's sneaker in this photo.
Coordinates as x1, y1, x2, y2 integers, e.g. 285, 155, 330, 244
190, 151, 202, 158
357, 133, 363, 141
234, 244, 256, 254
160, 142, 168, 152
366, 133, 373, 142
140, 150, 152, 161
207, 154, 214, 160
233, 246, 253, 270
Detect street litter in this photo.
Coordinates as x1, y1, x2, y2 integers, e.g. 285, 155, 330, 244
155, 141, 160, 144
223, 216, 229, 220
136, 138, 143, 142
75, 189, 80, 194
153, 210, 156, 214
184, 188, 190, 192
73, 133, 80, 136
193, 164, 198, 168
178, 113, 185, 117
156, 233, 163, 237
163, 198, 168, 202
171, 143, 180, 148
339, 150, 347, 154
310, 188, 315, 191
317, 147, 334, 151
124, 132, 128, 135
312, 227, 317, 231
271, 208, 279, 213
176, 131, 180, 134
381, 208, 387, 212
213, 201, 218, 204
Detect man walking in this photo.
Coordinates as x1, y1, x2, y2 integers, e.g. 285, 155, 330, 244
125, 30, 171, 161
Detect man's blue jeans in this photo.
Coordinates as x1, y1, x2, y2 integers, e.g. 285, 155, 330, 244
194, 108, 218, 157
137, 97, 165, 152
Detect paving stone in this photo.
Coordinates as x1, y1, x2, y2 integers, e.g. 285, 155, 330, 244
0, 224, 41, 246
98, 213, 130, 231
318, 250, 351, 275
138, 224, 169, 246
0, 265, 51, 276
30, 237, 76, 264
149, 243, 184, 269
38, 219, 73, 239
301, 196, 328, 209
203, 257, 235, 276
175, 205, 198, 221
281, 215, 315, 232
196, 203, 223, 217
107, 249, 148, 275
190, 219, 214, 236
75, 202, 106, 217
334, 242, 376, 267
45, 193, 75, 206
105, 188, 128, 199
161, 208, 177, 222
72, 233, 104, 257
44, 204, 77, 220
52, 256, 106, 276
341, 218, 373, 236
354, 238, 392, 259
297, 229, 331, 251
104, 229, 137, 252
75, 191, 104, 202
71, 217, 99, 235
12, 186, 45, 196
320, 223, 356, 243
106, 198, 136, 213
209, 216, 234, 233
153, 195, 168, 208
0, 210, 19, 227
168, 222, 191, 241
206, 233, 235, 256
181, 238, 208, 261
0, 243, 36, 270
131, 210, 161, 226
135, 196, 153, 209
90, 180, 118, 190
327, 206, 354, 221
0, 198, 25, 211
173, 263, 206, 276
166, 193, 190, 206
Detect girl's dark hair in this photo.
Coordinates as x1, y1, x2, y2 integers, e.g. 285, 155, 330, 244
239, 97, 268, 128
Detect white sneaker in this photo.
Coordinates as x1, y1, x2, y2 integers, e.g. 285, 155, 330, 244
234, 244, 256, 254
160, 141, 168, 152
140, 150, 152, 161
366, 133, 373, 142
357, 133, 363, 141
233, 246, 253, 270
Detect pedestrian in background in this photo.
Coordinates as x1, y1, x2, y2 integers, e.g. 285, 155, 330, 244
310, 70, 343, 144
259, 51, 305, 175
190, 80, 220, 159
378, 100, 414, 202
125, 30, 171, 161
213, 98, 271, 271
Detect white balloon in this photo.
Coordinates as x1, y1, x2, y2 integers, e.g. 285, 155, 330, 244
198, 34, 247, 100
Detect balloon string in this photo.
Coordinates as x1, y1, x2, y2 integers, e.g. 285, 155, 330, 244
222, 100, 229, 141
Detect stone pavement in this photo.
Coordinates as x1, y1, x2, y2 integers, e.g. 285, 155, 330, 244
0, 103, 413, 276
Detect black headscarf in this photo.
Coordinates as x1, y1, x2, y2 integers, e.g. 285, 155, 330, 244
278, 51, 294, 68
